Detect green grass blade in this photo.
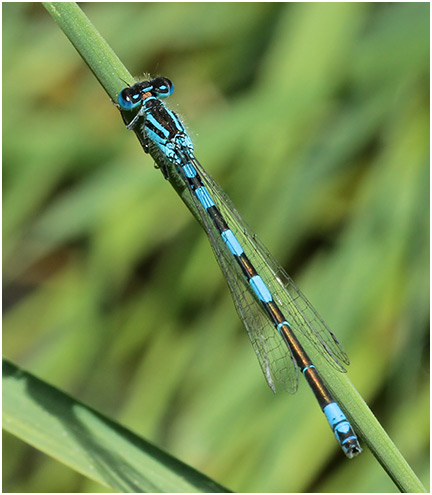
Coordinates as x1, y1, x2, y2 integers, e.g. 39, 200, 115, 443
43, 2, 134, 99
2, 359, 230, 493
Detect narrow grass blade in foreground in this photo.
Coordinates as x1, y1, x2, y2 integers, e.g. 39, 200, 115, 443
2, 359, 230, 493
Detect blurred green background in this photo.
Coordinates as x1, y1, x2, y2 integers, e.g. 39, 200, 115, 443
3, 2, 429, 492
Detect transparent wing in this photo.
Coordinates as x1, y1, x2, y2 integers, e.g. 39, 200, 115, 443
173, 155, 299, 393
204, 216, 299, 394
187, 155, 350, 373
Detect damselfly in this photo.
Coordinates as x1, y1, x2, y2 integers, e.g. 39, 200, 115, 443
118, 77, 362, 458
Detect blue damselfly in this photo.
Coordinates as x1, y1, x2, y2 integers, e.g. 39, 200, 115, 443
118, 77, 362, 458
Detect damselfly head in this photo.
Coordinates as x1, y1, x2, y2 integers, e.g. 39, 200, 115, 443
118, 77, 174, 110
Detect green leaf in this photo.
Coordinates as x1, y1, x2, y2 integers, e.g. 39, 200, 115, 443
2, 359, 230, 493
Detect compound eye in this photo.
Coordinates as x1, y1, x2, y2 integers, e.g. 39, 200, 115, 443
152, 77, 174, 98
118, 88, 142, 110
